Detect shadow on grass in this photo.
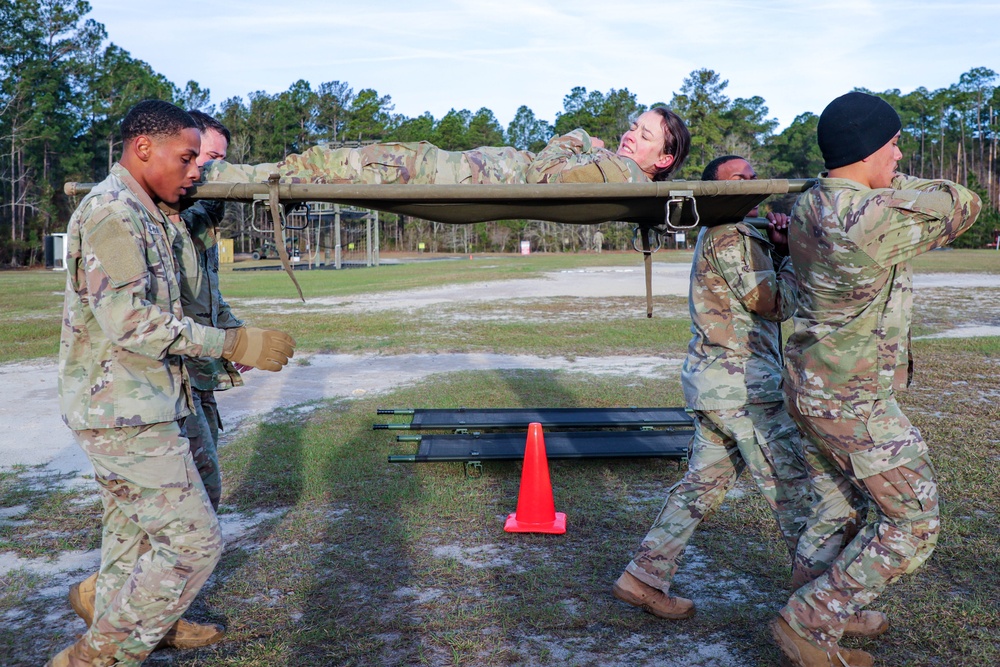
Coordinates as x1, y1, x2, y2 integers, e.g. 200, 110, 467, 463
176, 372, 825, 666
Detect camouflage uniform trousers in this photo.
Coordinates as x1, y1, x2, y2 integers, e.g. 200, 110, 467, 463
183, 389, 222, 511
73, 421, 223, 666
205, 142, 535, 186
625, 401, 812, 593
780, 394, 940, 650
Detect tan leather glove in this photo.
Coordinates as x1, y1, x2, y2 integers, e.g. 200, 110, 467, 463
222, 327, 296, 372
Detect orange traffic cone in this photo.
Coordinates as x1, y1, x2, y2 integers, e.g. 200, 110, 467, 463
504, 422, 567, 534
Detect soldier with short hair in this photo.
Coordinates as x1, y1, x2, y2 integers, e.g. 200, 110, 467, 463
65, 110, 246, 654
611, 155, 816, 622
202, 107, 690, 185
171, 109, 245, 513
770, 91, 982, 667
49, 100, 295, 667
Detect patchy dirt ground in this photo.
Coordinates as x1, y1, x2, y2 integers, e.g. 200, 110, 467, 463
3, 264, 999, 666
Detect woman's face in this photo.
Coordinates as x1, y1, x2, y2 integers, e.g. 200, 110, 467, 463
616, 111, 674, 177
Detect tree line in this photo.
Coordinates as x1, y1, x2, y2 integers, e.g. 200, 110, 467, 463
3, 0, 999, 265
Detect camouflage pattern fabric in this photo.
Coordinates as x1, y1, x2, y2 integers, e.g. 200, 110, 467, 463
59, 164, 227, 430
166, 201, 244, 512
59, 164, 230, 662
182, 388, 223, 510
779, 396, 939, 649
785, 174, 981, 401
779, 173, 981, 650
625, 222, 809, 593
202, 128, 649, 185
524, 128, 648, 183
625, 402, 811, 592
73, 422, 222, 666
169, 201, 245, 392
681, 223, 797, 410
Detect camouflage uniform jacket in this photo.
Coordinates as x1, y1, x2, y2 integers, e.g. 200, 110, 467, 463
525, 129, 650, 184
682, 222, 797, 410
785, 174, 981, 403
168, 201, 245, 392
202, 129, 649, 185
59, 163, 228, 430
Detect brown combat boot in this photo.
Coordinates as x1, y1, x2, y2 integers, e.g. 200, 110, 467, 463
68, 572, 98, 626
69, 571, 225, 650
842, 610, 889, 638
781, 649, 874, 667
155, 618, 225, 650
611, 571, 696, 620
45, 637, 113, 667
771, 617, 874, 667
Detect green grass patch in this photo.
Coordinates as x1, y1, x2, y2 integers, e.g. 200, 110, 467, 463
2, 249, 996, 365
911, 248, 1000, 273
0, 467, 102, 558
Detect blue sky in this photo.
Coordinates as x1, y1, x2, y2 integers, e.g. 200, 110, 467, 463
88, 0, 999, 132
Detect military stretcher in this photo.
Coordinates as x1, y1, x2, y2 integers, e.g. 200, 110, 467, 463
375, 407, 695, 473
64, 176, 815, 307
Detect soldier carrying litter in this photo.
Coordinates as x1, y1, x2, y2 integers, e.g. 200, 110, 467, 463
48, 100, 296, 667
611, 155, 823, 627
770, 91, 982, 667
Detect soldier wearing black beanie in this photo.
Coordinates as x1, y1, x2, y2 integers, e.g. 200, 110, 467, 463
769, 90, 982, 667
817, 92, 901, 170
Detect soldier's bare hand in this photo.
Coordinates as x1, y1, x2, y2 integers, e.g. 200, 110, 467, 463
767, 212, 790, 254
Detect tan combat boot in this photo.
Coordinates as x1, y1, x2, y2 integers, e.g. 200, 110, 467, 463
68, 572, 225, 650
155, 619, 225, 650
771, 617, 874, 667
611, 571, 696, 620
68, 572, 98, 625
45, 637, 113, 667
842, 609, 889, 638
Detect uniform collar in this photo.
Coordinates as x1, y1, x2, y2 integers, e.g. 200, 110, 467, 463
817, 172, 869, 191
111, 163, 168, 220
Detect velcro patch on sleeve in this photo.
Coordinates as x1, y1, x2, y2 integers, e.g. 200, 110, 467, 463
85, 211, 148, 287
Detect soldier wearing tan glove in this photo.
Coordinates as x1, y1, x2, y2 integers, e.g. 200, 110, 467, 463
221, 326, 296, 371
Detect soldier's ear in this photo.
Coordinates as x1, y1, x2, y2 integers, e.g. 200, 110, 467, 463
131, 135, 154, 163
655, 153, 675, 170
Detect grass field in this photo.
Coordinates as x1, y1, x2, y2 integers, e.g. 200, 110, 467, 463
1, 249, 998, 666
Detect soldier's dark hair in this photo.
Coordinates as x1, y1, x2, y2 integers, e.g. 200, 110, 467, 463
648, 106, 690, 181
702, 155, 746, 181
120, 100, 197, 144
188, 109, 232, 145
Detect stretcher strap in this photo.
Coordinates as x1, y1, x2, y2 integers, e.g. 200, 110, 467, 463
640, 227, 653, 318
268, 173, 305, 302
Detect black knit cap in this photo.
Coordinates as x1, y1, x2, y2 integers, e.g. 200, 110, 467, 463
817, 92, 901, 169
